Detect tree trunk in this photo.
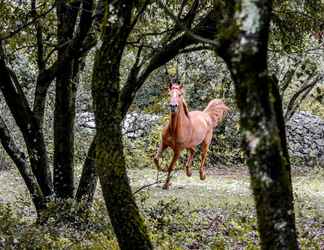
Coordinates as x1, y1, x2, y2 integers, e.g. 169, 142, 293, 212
92, 61, 153, 249
53, 0, 81, 198
0, 50, 53, 197
0, 116, 46, 214
228, 64, 298, 249
91, 1, 153, 248
95, 120, 152, 250
219, 0, 298, 248
53, 57, 77, 198
75, 137, 97, 206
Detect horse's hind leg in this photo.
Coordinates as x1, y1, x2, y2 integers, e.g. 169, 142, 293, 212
200, 130, 212, 180
185, 148, 195, 177
163, 150, 180, 189
154, 142, 167, 171
199, 142, 209, 180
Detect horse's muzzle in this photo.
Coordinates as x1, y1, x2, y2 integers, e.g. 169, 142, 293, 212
169, 104, 178, 113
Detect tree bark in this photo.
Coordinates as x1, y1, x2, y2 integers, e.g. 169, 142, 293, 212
0, 47, 53, 197
91, 1, 153, 249
219, 0, 298, 248
0, 116, 46, 214
75, 137, 97, 206
53, 0, 81, 198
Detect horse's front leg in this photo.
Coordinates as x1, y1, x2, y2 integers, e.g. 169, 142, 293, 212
185, 148, 195, 177
163, 150, 180, 189
154, 142, 167, 171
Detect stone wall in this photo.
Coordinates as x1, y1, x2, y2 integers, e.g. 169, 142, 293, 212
77, 111, 324, 167
286, 112, 324, 166
77, 111, 160, 138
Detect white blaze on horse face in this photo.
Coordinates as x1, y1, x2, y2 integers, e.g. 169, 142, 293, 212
169, 89, 180, 113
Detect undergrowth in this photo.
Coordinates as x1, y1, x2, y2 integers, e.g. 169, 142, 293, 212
0, 190, 323, 249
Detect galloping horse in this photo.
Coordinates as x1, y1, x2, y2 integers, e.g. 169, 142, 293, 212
154, 82, 230, 189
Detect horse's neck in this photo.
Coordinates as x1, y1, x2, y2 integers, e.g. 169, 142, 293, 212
169, 102, 191, 135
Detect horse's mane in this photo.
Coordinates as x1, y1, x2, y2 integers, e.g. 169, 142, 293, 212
203, 99, 230, 127
182, 99, 190, 118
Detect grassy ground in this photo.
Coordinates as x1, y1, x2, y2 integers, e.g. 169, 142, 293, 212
129, 167, 324, 213
130, 168, 253, 209
0, 166, 323, 249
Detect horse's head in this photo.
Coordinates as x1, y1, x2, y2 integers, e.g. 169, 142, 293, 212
168, 82, 184, 113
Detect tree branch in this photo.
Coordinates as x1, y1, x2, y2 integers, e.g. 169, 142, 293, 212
0, 116, 46, 214
31, 0, 45, 70
156, 0, 220, 47
0, 4, 55, 41
119, 6, 221, 115
285, 74, 324, 120
0, 44, 53, 196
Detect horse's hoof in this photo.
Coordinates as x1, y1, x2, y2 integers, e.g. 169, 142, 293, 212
162, 183, 171, 189
186, 171, 192, 177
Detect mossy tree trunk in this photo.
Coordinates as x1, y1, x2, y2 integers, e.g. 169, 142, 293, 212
218, 0, 298, 248
91, 1, 153, 249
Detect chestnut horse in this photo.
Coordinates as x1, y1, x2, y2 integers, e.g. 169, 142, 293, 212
154, 83, 230, 189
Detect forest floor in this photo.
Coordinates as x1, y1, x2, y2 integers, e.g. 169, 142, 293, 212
129, 167, 324, 213
0, 166, 323, 249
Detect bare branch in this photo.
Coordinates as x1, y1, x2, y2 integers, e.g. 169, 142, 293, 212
156, 0, 220, 47
285, 74, 324, 120
31, 0, 45, 70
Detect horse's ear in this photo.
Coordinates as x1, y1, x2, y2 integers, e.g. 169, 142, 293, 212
179, 83, 184, 89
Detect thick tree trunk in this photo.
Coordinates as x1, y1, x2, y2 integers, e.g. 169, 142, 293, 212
220, 1, 298, 248
95, 120, 152, 250
75, 137, 97, 206
228, 65, 298, 249
91, 1, 153, 248
92, 63, 153, 249
92, 58, 153, 249
0, 116, 46, 214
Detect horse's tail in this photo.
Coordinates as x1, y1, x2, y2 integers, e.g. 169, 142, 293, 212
203, 99, 230, 127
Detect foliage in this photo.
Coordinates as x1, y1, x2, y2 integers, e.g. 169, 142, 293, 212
2, 196, 322, 250
139, 194, 323, 249
271, 0, 324, 52
0, 199, 117, 250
